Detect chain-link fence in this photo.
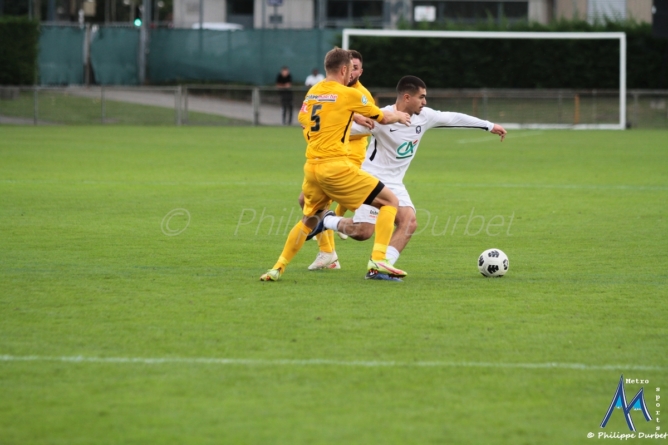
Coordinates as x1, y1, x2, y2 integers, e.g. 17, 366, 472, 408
1, 86, 667, 128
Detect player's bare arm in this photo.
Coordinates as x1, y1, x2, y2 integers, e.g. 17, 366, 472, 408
353, 114, 375, 129
378, 110, 411, 126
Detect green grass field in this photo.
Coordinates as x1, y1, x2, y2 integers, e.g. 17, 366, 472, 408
1, 126, 667, 444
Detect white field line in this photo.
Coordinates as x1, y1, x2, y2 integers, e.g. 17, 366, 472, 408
0, 355, 665, 372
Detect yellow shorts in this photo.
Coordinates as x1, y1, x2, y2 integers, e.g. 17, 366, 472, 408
302, 157, 381, 217
347, 137, 368, 168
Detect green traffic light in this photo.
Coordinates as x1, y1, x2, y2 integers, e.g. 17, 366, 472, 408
134, 18, 142, 26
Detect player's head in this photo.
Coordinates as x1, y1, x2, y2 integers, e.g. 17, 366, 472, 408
396, 75, 427, 115
347, 50, 364, 87
324, 47, 353, 85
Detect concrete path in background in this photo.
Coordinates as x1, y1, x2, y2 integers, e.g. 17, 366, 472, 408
68, 88, 300, 126
0, 116, 54, 125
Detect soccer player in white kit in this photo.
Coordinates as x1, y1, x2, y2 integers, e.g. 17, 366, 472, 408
307, 75, 507, 279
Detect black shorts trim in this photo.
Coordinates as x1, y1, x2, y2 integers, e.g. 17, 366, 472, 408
363, 181, 385, 205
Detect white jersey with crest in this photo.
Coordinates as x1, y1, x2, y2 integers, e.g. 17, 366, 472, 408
351, 105, 494, 186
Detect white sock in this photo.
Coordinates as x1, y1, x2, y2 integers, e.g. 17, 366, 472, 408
386, 246, 400, 265
323, 215, 343, 231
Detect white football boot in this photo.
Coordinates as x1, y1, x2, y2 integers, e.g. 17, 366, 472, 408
308, 251, 341, 270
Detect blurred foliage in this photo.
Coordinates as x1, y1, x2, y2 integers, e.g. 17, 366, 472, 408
0, 17, 39, 85
353, 19, 668, 89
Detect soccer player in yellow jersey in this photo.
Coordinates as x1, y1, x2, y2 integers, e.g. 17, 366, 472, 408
346, 50, 374, 168
305, 49, 374, 270
260, 47, 411, 282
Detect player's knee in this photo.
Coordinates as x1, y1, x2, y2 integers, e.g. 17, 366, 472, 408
359, 224, 375, 240
372, 186, 399, 209
397, 219, 416, 237
348, 223, 374, 241
407, 217, 418, 236
385, 193, 399, 208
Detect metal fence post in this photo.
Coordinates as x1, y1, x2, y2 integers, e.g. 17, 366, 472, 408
175, 85, 182, 126
84, 24, 91, 86
33, 86, 38, 125
184, 85, 189, 125
139, 0, 151, 84
482, 89, 488, 120
101, 86, 106, 124
252, 87, 260, 126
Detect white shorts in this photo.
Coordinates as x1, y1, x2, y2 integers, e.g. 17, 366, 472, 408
352, 183, 415, 224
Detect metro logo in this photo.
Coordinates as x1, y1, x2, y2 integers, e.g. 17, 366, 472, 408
396, 140, 419, 159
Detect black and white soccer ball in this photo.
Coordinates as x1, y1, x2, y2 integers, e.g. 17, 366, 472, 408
478, 248, 509, 277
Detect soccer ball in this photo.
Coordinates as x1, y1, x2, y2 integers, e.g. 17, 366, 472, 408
478, 248, 509, 277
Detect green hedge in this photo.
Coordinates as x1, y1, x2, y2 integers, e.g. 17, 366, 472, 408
352, 20, 668, 89
0, 17, 39, 85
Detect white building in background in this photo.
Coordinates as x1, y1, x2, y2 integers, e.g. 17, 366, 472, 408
172, 0, 653, 30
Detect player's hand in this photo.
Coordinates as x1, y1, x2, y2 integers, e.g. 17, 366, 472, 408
491, 124, 507, 142
353, 114, 375, 130
397, 111, 411, 126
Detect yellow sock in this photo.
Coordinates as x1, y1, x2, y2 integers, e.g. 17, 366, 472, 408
335, 203, 347, 217
272, 221, 310, 271
316, 230, 334, 253
371, 206, 397, 261
327, 229, 335, 249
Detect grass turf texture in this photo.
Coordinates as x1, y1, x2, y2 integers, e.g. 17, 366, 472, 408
0, 126, 666, 444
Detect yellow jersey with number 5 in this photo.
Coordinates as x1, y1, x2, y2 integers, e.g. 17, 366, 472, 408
298, 80, 384, 160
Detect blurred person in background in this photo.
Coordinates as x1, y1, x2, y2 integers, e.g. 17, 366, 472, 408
305, 68, 324, 87
276, 66, 293, 125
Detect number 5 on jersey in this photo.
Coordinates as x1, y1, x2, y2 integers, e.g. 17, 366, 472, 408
310, 104, 322, 132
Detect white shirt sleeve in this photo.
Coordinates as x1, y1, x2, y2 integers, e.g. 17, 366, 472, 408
350, 122, 373, 136
426, 108, 494, 131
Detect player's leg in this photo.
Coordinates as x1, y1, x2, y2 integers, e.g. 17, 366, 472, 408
386, 206, 417, 266
333, 203, 349, 239
308, 160, 407, 278
332, 205, 376, 241
276, 215, 318, 267
260, 169, 330, 281
326, 204, 415, 264
300, 190, 335, 255
366, 186, 399, 258
337, 143, 365, 240
383, 188, 416, 266
321, 183, 407, 276
299, 191, 340, 270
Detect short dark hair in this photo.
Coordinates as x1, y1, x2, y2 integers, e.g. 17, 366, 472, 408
349, 49, 363, 64
396, 75, 427, 96
324, 47, 352, 74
